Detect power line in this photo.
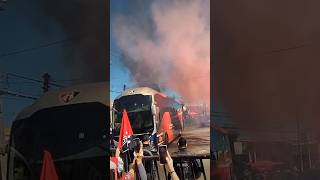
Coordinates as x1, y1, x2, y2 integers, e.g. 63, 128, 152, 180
262, 43, 310, 56
0, 33, 89, 59
6, 73, 63, 88
51, 78, 86, 85
2, 96, 35, 101
235, 42, 313, 59
0, 39, 71, 59
0, 89, 38, 100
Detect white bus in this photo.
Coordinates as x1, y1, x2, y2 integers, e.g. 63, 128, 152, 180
7, 82, 109, 180
112, 87, 185, 147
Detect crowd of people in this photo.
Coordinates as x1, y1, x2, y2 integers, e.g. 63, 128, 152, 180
110, 136, 202, 180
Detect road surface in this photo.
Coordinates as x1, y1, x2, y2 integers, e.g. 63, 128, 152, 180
168, 127, 210, 154
158, 126, 210, 180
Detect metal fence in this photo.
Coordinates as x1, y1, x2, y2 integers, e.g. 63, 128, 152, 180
110, 148, 210, 180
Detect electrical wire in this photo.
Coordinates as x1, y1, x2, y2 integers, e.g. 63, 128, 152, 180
0, 33, 89, 59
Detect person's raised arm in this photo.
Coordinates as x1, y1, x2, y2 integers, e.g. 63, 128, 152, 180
115, 147, 120, 157
166, 151, 180, 180
134, 142, 148, 180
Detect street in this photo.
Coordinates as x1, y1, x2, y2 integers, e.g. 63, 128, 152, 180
165, 126, 210, 180
168, 127, 210, 154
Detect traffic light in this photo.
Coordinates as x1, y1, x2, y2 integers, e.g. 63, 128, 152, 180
42, 73, 51, 93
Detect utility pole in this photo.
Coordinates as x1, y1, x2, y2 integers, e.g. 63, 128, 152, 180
42, 73, 51, 93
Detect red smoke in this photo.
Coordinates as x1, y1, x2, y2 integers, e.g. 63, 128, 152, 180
113, 0, 210, 105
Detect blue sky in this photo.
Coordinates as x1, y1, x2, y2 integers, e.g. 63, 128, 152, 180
110, 0, 128, 100
110, 0, 139, 100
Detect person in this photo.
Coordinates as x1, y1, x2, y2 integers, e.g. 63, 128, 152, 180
142, 135, 157, 179
172, 137, 202, 180
143, 134, 157, 153
142, 135, 152, 152
120, 142, 148, 180
110, 159, 117, 180
133, 142, 148, 180
166, 150, 180, 180
110, 148, 124, 180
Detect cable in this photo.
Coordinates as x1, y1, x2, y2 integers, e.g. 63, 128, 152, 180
51, 78, 85, 83
6, 73, 64, 87
234, 42, 313, 60
6, 80, 40, 85
0, 89, 38, 100
0, 39, 71, 59
2, 96, 35, 101
0, 33, 89, 59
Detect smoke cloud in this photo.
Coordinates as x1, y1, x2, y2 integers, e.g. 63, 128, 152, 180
113, 0, 210, 104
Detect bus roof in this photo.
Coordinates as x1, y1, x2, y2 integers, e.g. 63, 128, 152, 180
114, 87, 162, 100
15, 82, 109, 120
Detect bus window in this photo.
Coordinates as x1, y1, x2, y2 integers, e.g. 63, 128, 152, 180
113, 95, 153, 135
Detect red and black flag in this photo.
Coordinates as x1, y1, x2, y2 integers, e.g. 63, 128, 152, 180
117, 109, 133, 152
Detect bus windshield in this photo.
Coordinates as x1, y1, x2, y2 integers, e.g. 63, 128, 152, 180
9, 102, 108, 180
113, 94, 153, 135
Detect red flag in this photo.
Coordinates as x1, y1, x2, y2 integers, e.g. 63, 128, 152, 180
161, 112, 173, 142
40, 150, 59, 180
117, 109, 133, 150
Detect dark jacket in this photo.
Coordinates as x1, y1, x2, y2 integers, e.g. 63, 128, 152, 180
172, 148, 202, 180
143, 144, 157, 180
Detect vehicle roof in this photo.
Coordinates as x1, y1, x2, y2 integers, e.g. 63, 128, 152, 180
114, 87, 163, 100
15, 82, 109, 120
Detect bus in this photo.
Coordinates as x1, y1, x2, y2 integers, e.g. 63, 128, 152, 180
112, 87, 185, 147
6, 82, 109, 180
